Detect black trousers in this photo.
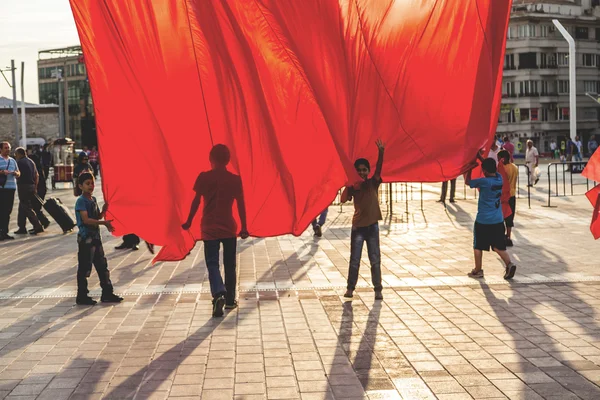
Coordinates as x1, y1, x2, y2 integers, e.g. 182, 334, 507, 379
203, 238, 237, 305
17, 184, 42, 231
77, 237, 114, 298
0, 189, 15, 234
440, 179, 457, 202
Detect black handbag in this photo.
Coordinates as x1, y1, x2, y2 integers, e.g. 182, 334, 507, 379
0, 159, 12, 188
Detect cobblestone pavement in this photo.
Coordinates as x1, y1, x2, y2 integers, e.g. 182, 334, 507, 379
1, 178, 600, 399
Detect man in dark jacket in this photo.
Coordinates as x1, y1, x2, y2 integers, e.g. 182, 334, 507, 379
29, 150, 50, 228
14, 148, 44, 235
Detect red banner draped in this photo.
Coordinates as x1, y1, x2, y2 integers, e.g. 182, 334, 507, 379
583, 151, 600, 239
69, 0, 512, 261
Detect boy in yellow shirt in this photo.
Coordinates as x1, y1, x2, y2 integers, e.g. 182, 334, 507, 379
498, 150, 518, 247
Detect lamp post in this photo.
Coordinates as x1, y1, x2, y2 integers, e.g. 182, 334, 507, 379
552, 19, 576, 140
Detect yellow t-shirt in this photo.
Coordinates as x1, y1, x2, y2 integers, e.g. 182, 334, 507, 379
505, 163, 518, 197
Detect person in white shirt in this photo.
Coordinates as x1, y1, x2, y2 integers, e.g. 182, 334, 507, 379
550, 140, 557, 159
574, 136, 583, 162
525, 140, 539, 186
487, 141, 500, 164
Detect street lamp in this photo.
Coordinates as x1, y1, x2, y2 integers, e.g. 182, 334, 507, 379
552, 19, 576, 140
585, 92, 600, 105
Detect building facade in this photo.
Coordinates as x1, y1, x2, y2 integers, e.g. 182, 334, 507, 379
0, 97, 59, 146
37, 46, 96, 148
498, 0, 600, 156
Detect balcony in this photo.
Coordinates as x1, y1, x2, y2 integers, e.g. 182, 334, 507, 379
539, 93, 559, 102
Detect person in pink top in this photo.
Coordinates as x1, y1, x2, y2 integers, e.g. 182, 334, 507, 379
502, 136, 515, 162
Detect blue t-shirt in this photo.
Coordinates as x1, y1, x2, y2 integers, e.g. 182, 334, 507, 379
75, 195, 101, 240
469, 174, 504, 224
0, 156, 19, 190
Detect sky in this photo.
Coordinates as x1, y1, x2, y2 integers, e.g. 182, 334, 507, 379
0, 0, 80, 103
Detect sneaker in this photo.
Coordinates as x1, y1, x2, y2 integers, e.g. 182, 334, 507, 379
213, 295, 225, 317
13, 229, 28, 235
225, 300, 238, 310
505, 237, 514, 247
343, 290, 354, 298
504, 263, 517, 280
375, 291, 383, 300
313, 225, 322, 238
101, 293, 124, 303
76, 296, 97, 306
131, 245, 139, 251
468, 269, 484, 278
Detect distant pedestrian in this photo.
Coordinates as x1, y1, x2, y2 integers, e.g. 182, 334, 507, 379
341, 139, 385, 300
589, 135, 598, 156
13, 148, 44, 236
502, 136, 515, 162
41, 144, 52, 180
465, 156, 517, 280
498, 150, 517, 247
312, 209, 328, 237
437, 179, 456, 204
115, 234, 141, 251
74, 172, 123, 305
574, 136, 583, 162
550, 140, 557, 160
488, 141, 500, 164
88, 146, 99, 177
566, 138, 575, 162
182, 144, 248, 317
0, 142, 20, 241
73, 152, 94, 196
525, 140, 539, 186
28, 149, 50, 229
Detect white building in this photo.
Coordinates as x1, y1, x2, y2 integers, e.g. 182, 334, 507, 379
497, 0, 600, 156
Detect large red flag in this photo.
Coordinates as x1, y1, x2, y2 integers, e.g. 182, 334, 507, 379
69, 0, 512, 261
583, 151, 600, 239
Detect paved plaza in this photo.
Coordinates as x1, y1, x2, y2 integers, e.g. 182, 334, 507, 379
1, 175, 600, 399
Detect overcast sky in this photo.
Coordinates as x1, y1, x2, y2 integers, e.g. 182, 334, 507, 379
0, 0, 80, 103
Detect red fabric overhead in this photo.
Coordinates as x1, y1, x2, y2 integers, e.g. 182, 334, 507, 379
69, 0, 512, 261
583, 151, 600, 239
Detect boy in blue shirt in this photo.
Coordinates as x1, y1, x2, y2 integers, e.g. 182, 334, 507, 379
466, 158, 517, 280
75, 172, 123, 305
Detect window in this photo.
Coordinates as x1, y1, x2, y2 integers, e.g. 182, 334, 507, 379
519, 52, 537, 69
519, 24, 536, 37
541, 108, 549, 121
499, 109, 517, 123
576, 27, 589, 40
582, 108, 599, 120
540, 25, 550, 37
558, 107, 569, 121
582, 53, 599, 67
540, 53, 557, 68
531, 108, 538, 121
519, 80, 538, 96
520, 108, 530, 121
503, 81, 516, 97
504, 54, 515, 69
557, 53, 569, 66
596, 28, 600, 42
558, 80, 570, 94
584, 81, 600, 93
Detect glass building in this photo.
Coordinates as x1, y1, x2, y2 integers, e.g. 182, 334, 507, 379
38, 46, 96, 148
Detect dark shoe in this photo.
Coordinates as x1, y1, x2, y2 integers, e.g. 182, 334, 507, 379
101, 293, 124, 303
343, 290, 354, 298
449, 199, 456, 203
29, 228, 44, 235
313, 225, 322, 238
42, 220, 50, 229
504, 263, 517, 280
146, 242, 155, 254
14, 229, 28, 235
76, 296, 97, 306
115, 242, 130, 250
225, 300, 238, 310
3, 234, 14, 240
375, 291, 383, 300
436, 199, 445, 203
534, 178, 539, 185
213, 295, 225, 317
131, 245, 139, 251
505, 237, 514, 247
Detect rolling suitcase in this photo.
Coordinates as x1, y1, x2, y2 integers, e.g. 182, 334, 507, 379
37, 196, 76, 233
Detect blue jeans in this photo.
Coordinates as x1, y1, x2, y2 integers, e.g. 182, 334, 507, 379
203, 238, 237, 304
574, 153, 583, 162
311, 209, 328, 229
347, 223, 382, 291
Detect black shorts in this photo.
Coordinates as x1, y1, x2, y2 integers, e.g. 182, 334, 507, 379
473, 222, 506, 251
504, 196, 516, 228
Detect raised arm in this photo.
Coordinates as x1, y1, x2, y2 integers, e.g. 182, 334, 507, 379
373, 139, 385, 182
341, 186, 353, 203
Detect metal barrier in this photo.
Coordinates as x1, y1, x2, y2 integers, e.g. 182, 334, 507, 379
516, 164, 531, 209
545, 161, 597, 207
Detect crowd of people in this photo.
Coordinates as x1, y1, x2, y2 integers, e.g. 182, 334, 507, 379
3, 134, 587, 315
